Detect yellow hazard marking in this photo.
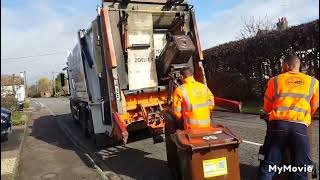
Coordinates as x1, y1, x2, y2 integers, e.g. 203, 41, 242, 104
202, 157, 227, 178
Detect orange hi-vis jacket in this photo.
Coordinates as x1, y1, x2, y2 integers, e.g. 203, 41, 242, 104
172, 77, 214, 130
264, 71, 319, 126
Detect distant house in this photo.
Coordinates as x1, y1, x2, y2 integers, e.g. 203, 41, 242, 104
1, 74, 26, 102
40, 91, 52, 98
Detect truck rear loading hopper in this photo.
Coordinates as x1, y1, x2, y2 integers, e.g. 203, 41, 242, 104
66, 0, 241, 148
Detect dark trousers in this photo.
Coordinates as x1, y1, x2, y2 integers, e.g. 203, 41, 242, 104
258, 120, 313, 180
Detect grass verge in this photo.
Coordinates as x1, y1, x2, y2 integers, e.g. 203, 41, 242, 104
11, 111, 32, 126
214, 101, 263, 114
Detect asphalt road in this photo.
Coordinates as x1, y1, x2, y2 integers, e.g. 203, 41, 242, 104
16, 98, 101, 180
33, 97, 319, 180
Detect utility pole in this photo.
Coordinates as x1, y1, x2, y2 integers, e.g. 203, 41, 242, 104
52, 71, 56, 96
12, 74, 16, 108
12, 74, 16, 95
24, 71, 28, 98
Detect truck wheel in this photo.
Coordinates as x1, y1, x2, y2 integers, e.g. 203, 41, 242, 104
70, 102, 79, 124
80, 107, 90, 138
83, 124, 90, 138
86, 109, 94, 137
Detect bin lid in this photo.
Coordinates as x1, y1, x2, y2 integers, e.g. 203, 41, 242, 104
172, 125, 241, 151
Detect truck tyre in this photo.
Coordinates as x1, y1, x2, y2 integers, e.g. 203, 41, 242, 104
87, 109, 94, 137
70, 101, 79, 124
80, 106, 90, 138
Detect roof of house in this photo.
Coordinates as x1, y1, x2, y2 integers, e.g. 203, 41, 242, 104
1, 75, 24, 86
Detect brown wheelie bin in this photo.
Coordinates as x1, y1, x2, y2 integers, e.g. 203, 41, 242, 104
171, 125, 242, 180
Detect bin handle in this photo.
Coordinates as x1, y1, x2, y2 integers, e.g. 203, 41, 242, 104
223, 126, 242, 144
215, 124, 242, 144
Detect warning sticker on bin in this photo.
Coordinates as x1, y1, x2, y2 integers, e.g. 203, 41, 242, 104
203, 157, 227, 178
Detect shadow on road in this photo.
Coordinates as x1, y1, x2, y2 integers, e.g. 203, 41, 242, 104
240, 164, 258, 180
29, 112, 261, 180
127, 128, 153, 143
99, 146, 171, 180
29, 113, 172, 180
27, 114, 95, 170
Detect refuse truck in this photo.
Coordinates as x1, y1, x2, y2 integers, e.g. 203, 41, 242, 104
65, 0, 241, 148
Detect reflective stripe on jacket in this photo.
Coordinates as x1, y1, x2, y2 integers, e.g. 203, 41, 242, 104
172, 77, 214, 130
264, 72, 319, 126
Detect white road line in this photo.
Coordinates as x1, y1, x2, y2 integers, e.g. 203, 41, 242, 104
38, 102, 55, 116
38, 102, 44, 108
243, 140, 263, 146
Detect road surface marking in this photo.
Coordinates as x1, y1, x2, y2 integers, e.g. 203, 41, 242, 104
39, 102, 44, 108
243, 140, 263, 146
38, 102, 55, 116
1, 158, 17, 175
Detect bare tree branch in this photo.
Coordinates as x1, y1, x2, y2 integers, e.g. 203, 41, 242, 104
236, 15, 276, 39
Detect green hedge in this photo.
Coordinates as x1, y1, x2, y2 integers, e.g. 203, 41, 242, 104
204, 20, 319, 101
11, 111, 31, 126
1, 95, 18, 111
23, 100, 30, 108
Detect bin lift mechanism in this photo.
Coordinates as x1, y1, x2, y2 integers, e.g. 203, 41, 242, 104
166, 65, 186, 105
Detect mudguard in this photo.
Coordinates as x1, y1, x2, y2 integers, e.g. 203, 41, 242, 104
112, 112, 129, 144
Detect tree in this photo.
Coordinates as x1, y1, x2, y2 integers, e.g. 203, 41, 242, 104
27, 84, 40, 98
237, 15, 276, 39
38, 77, 50, 92
55, 73, 63, 95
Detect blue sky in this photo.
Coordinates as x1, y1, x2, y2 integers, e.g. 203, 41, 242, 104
189, 0, 241, 21
1, 0, 319, 84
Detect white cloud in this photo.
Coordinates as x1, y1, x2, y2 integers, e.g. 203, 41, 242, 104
198, 0, 319, 49
1, 1, 98, 84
